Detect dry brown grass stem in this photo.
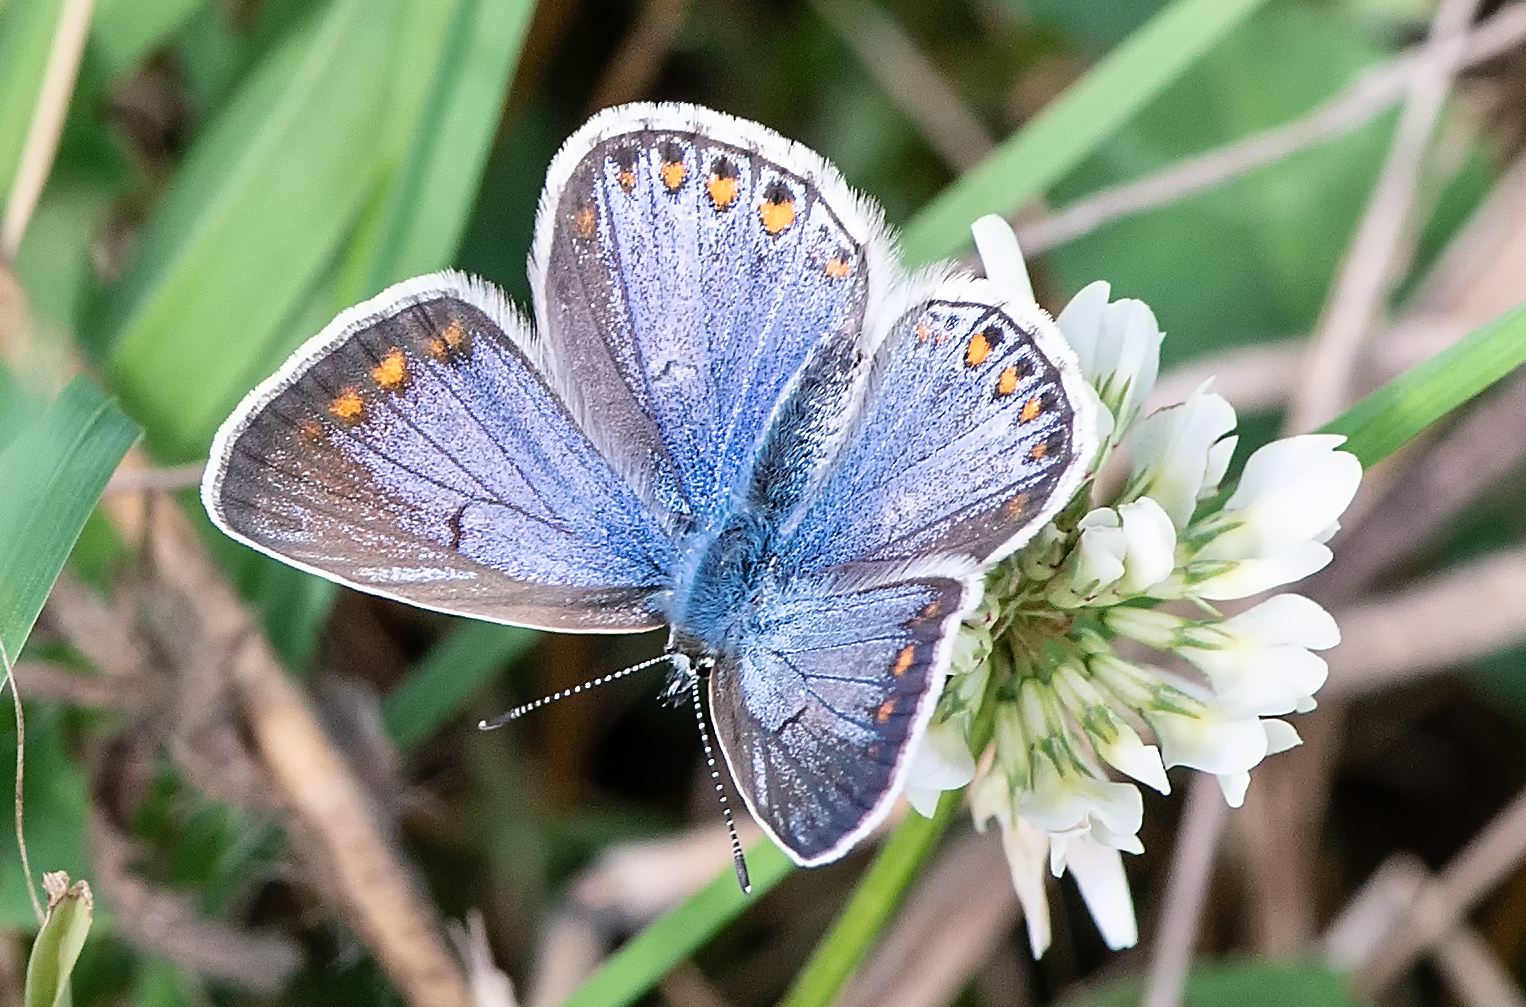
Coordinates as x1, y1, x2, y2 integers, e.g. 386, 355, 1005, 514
1355, 787, 1526, 994
811, 0, 996, 173
1017, 1, 1526, 257
142, 501, 476, 1007
0, 0, 96, 258
1143, 774, 1227, 1007
1325, 545, 1526, 697
835, 829, 1022, 1007
1287, 0, 1483, 434
588, 0, 691, 111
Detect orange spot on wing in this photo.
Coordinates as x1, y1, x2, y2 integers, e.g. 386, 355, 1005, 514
996, 365, 1019, 397
298, 418, 325, 443
916, 321, 932, 344
1030, 441, 1048, 460
824, 254, 851, 279
1020, 396, 1042, 422
965, 331, 992, 367
892, 645, 916, 678
616, 168, 636, 193
707, 172, 740, 211
1004, 492, 1030, 518
920, 600, 941, 619
426, 319, 471, 362
660, 159, 687, 191
759, 197, 796, 235
574, 204, 596, 238
329, 387, 364, 423
875, 698, 897, 723
371, 348, 408, 391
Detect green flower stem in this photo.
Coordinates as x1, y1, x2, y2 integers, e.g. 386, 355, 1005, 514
778, 669, 1003, 1007
560, 839, 795, 1007
777, 790, 962, 1007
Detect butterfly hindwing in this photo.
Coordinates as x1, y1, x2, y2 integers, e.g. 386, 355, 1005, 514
204, 274, 676, 632
532, 105, 886, 529
708, 573, 970, 865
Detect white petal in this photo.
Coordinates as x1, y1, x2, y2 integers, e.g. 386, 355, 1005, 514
1149, 707, 1268, 775
1217, 771, 1251, 807
972, 215, 1035, 305
1212, 438, 1363, 558
1097, 731, 1171, 795
1103, 605, 1184, 650
1055, 281, 1112, 375
902, 718, 975, 817
1200, 434, 1239, 500
1264, 719, 1303, 755
1117, 497, 1177, 594
1191, 542, 1333, 600
1065, 838, 1139, 949
1129, 388, 1237, 528
998, 813, 1054, 958
1215, 594, 1341, 650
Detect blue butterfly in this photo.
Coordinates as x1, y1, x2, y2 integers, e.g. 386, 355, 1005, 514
202, 103, 1094, 871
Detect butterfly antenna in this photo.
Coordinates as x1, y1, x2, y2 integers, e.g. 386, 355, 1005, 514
477, 654, 674, 731
689, 676, 751, 894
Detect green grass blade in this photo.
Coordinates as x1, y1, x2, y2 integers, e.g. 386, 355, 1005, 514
382, 622, 540, 750
561, 839, 795, 1007
23, 875, 93, 1007
89, 0, 209, 78
99, 0, 403, 458
0, 376, 139, 659
0, 0, 65, 200
898, 0, 1272, 266
341, 0, 534, 300
1321, 302, 1526, 466
779, 793, 961, 1007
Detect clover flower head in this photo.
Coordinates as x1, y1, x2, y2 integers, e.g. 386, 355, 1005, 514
901, 218, 1363, 956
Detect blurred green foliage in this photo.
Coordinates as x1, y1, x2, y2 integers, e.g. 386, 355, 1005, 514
1, 0, 1524, 1003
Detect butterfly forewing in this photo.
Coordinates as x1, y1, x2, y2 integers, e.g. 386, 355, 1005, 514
205, 277, 675, 632
533, 106, 881, 529
787, 278, 1095, 575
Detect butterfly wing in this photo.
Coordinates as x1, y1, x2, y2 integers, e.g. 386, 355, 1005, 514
708, 572, 971, 865
786, 276, 1097, 576
203, 273, 676, 632
530, 103, 891, 528
708, 278, 1094, 864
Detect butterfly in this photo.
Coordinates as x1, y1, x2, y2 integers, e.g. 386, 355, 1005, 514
202, 102, 1095, 871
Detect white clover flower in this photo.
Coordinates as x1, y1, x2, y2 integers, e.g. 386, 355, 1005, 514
1175, 594, 1339, 716
1054, 835, 1138, 951
1049, 498, 1175, 607
903, 716, 976, 818
971, 771, 1053, 957
1055, 281, 1163, 441
1127, 383, 1238, 528
917, 237, 1362, 959
1187, 435, 1362, 600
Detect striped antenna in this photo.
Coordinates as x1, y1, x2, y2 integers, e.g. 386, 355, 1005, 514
689, 676, 751, 893
477, 654, 674, 731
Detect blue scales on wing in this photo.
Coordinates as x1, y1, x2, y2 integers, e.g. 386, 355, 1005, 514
205, 279, 677, 632
786, 278, 1094, 575
533, 108, 876, 531
707, 573, 969, 864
